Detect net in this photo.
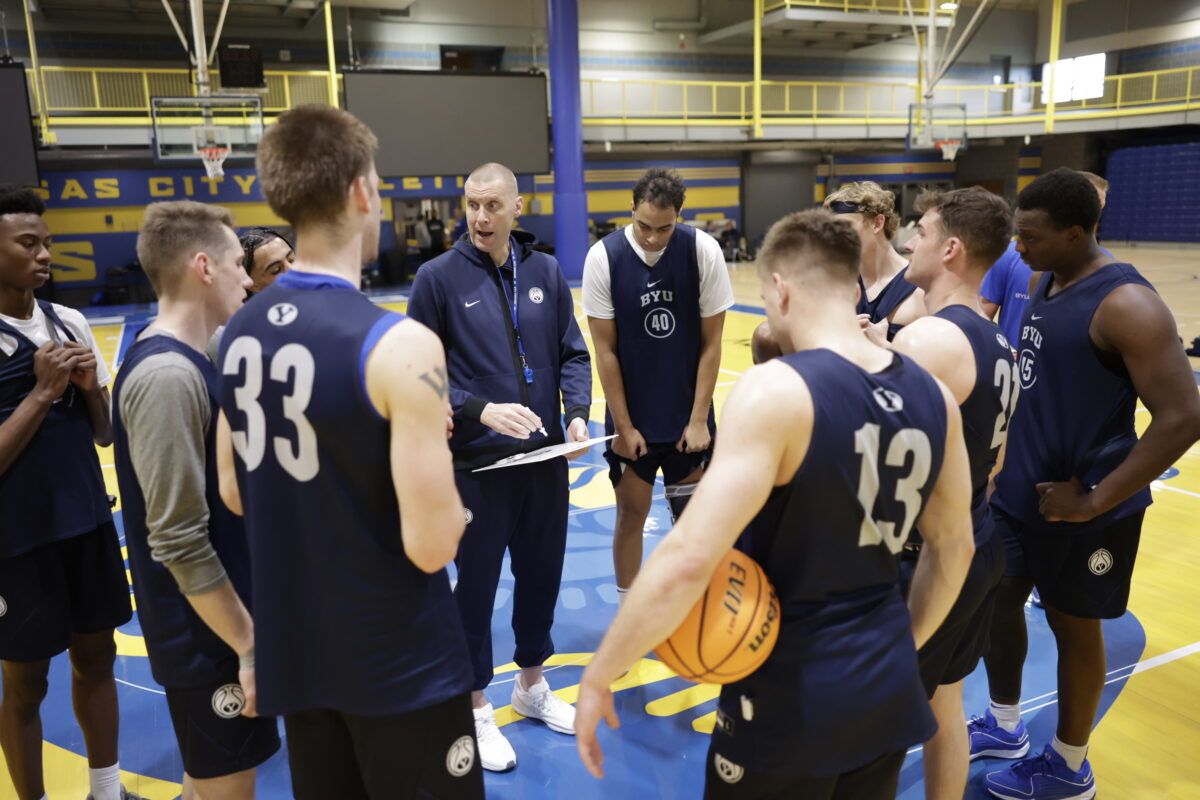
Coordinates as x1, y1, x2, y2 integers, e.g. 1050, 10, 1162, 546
199, 145, 231, 178
935, 139, 962, 161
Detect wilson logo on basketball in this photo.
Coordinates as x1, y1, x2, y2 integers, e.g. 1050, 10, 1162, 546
655, 550, 780, 684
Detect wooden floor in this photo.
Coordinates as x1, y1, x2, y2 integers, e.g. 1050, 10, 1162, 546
2, 246, 1198, 799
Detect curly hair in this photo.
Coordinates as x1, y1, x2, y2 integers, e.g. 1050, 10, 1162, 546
824, 181, 900, 240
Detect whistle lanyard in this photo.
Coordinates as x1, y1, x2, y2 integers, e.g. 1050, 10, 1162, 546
498, 238, 534, 385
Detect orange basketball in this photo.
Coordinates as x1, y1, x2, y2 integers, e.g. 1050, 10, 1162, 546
654, 548, 780, 684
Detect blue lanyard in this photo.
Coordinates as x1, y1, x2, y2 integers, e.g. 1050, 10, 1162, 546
498, 238, 534, 385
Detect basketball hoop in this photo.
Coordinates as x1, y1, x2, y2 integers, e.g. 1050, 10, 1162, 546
199, 145, 230, 178
935, 139, 962, 162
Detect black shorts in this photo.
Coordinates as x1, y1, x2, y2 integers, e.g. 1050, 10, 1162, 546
0, 522, 132, 662
284, 691, 483, 800
165, 677, 281, 780
704, 744, 904, 800
902, 531, 1006, 696
996, 506, 1144, 620
605, 441, 711, 488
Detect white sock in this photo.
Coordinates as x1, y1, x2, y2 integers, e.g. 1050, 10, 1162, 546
88, 763, 121, 800
37, 795, 48, 800
616, 586, 629, 607
1051, 736, 1088, 772
989, 701, 1022, 732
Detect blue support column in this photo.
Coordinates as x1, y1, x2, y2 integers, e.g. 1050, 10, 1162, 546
547, 0, 588, 280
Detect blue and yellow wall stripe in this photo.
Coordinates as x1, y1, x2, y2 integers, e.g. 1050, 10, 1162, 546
1017, 146, 1042, 193
38, 159, 741, 291
814, 152, 956, 203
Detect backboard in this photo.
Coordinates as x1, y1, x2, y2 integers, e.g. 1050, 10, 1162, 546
907, 102, 967, 160
150, 95, 264, 163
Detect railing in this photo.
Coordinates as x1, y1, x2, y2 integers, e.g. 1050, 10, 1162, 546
26, 66, 337, 117
581, 65, 1200, 128
23, 64, 1200, 134
765, 0, 956, 14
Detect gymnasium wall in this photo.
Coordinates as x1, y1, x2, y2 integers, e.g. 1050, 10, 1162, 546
35, 158, 740, 298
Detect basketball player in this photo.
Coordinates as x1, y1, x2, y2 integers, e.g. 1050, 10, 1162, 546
407, 162, 592, 772
215, 106, 482, 799
825, 180, 926, 340
880, 187, 1017, 799
240, 227, 294, 296
576, 209, 976, 798
582, 168, 733, 594
0, 186, 138, 800
980, 172, 1110, 348
112, 201, 279, 798
971, 169, 1200, 800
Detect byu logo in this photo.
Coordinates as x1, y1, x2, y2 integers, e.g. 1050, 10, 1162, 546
268, 303, 299, 327
872, 387, 904, 413
1089, 548, 1114, 576
527, 287, 544, 304
713, 753, 745, 785
211, 684, 246, 719
446, 735, 476, 777
996, 332, 1011, 350
464, 508, 474, 525
0, 595, 7, 618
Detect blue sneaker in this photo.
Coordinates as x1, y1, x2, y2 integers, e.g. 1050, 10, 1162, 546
969, 709, 1031, 761
985, 744, 1096, 800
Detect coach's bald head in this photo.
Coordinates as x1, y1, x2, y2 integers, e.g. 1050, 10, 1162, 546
464, 162, 523, 265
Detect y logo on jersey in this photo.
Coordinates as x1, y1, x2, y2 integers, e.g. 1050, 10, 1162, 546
872, 387, 904, 413
0, 595, 7, 618
268, 303, 299, 327
528, 287, 544, 304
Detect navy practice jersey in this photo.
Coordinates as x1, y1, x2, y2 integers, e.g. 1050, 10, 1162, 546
601, 223, 712, 442
993, 263, 1154, 533
0, 302, 110, 558
113, 335, 252, 688
217, 270, 471, 718
857, 267, 917, 341
931, 305, 1017, 546
715, 350, 946, 776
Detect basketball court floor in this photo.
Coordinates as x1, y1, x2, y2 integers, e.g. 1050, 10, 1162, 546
3, 248, 1198, 799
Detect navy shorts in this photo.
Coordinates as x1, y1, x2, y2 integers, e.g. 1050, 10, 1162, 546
605, 441, 711, 488
704, 744, 904, 800
165, 676, 281, 779
0, 522, 132, 662
995, 506, 1143, 620
901, 530, 1006, 696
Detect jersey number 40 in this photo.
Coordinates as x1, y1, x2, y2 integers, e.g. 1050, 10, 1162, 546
222, 336, 320, 482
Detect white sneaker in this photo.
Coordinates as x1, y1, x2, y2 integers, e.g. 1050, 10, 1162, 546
473, 703, 517, 772
511, 676, 576, 735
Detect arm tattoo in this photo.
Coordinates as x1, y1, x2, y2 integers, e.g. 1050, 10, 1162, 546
418, 366, 449, 399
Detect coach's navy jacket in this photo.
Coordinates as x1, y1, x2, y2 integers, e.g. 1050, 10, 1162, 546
407, 231, 592, 470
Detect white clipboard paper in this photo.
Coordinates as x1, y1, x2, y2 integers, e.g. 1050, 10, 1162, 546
472, 435, 617, 472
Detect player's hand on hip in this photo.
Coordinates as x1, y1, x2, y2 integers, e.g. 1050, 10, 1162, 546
613, 426, 648, 460
677, 419, 711, 453
238, 665, 258, 718
32, 342, 87, 402
575, 676, 620, 779
481, 403, 542, 439
565, 417, 590, 460
1035, 477, 1097, 523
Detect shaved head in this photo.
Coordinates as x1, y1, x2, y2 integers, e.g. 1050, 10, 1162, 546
466, 162, 518, 198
